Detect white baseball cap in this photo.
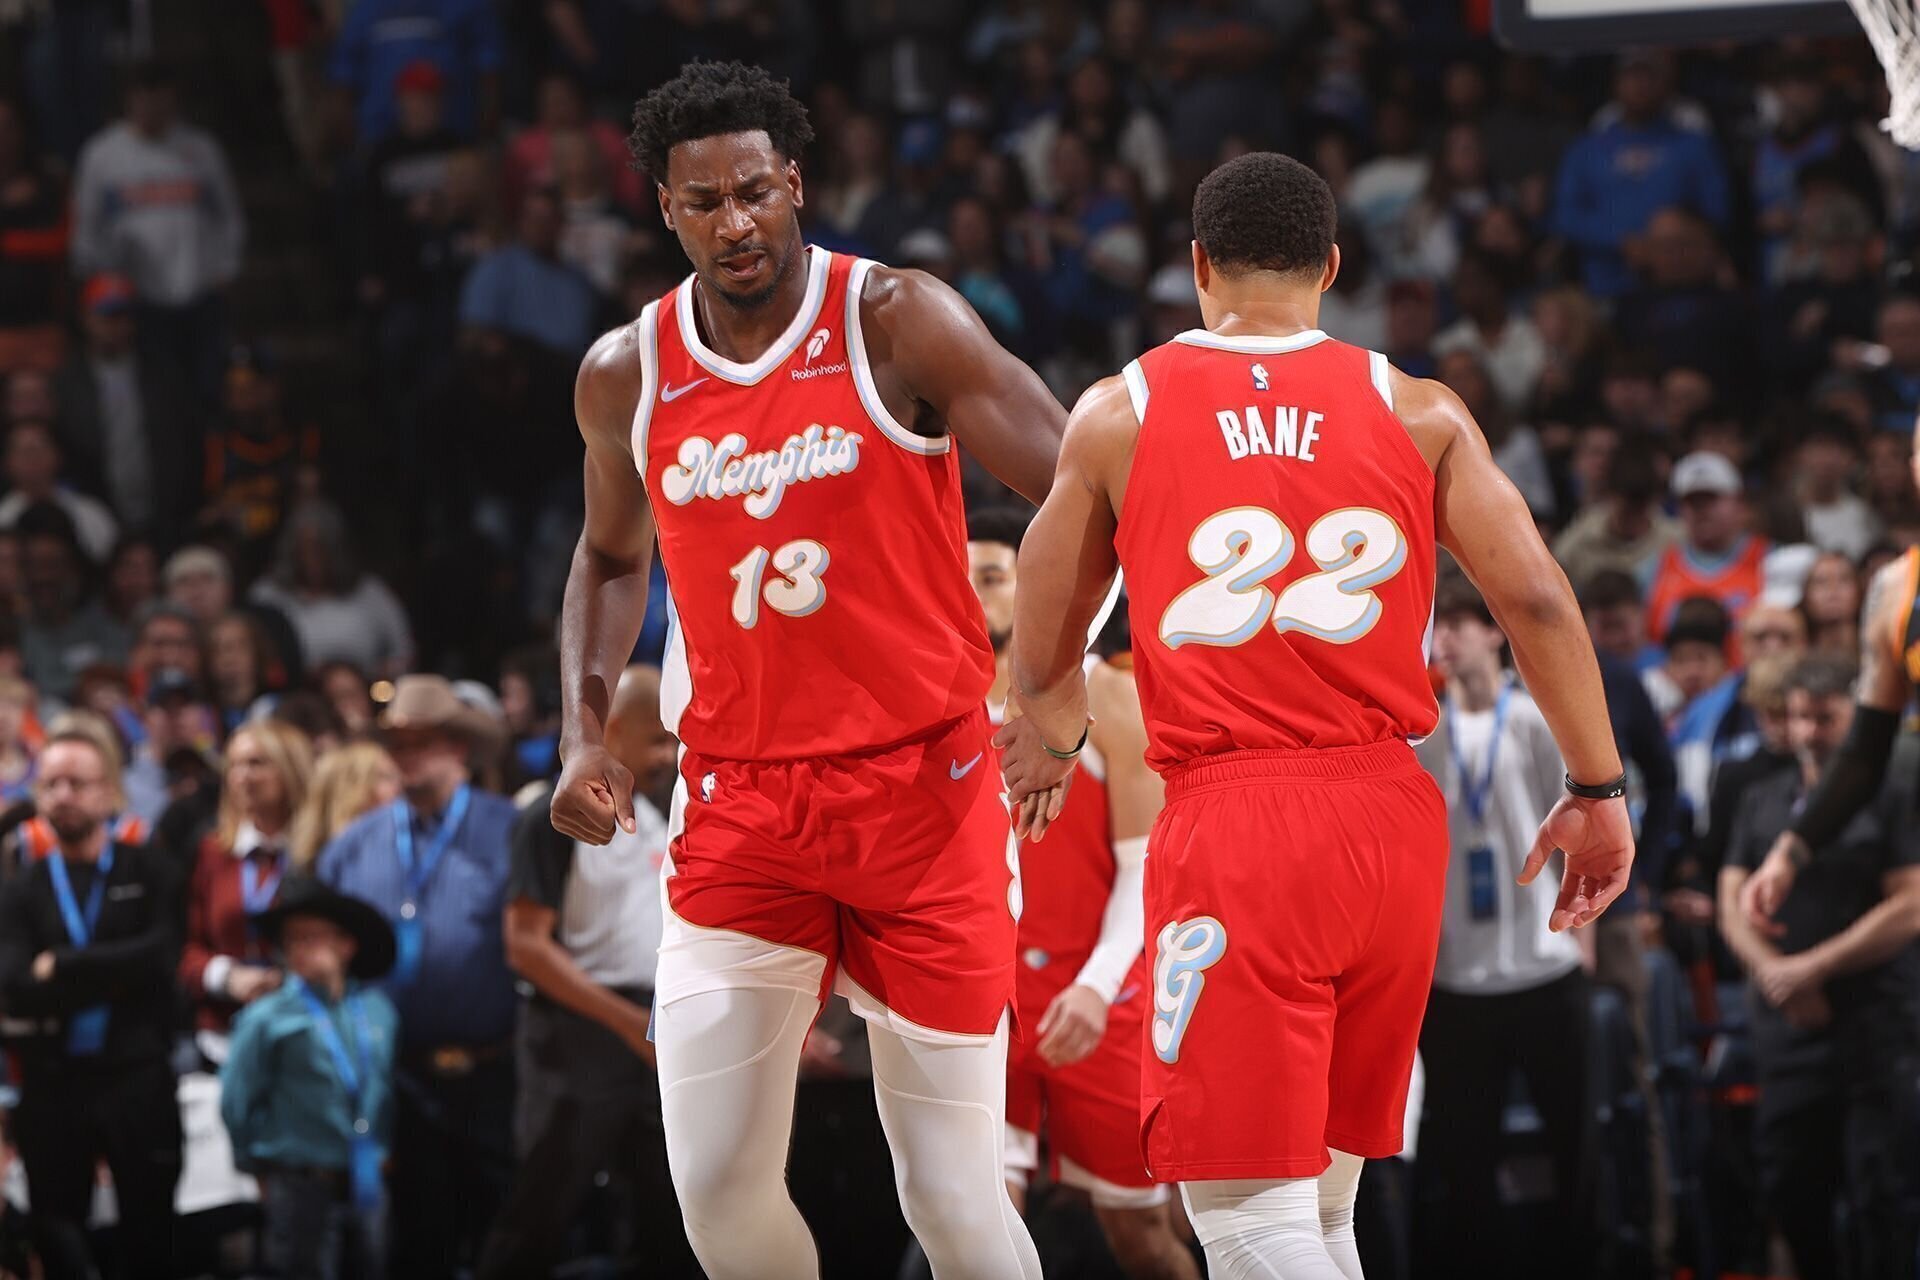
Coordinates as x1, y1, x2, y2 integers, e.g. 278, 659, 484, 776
1671, 450, 1742, 499
1760, 543, 1820, 609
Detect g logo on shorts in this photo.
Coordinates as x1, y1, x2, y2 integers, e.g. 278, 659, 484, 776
1152, 916, 1227, 1064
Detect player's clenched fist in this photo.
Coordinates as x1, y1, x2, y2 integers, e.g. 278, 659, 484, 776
550, 744, 637, 845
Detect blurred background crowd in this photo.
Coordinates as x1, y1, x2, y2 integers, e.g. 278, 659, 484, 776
0, 0, 1918, 1277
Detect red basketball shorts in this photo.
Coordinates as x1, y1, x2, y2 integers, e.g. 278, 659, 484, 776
657, 708, 1018, 1041
1006, 953, 1161, 1205
1141, 739, 1447, 1182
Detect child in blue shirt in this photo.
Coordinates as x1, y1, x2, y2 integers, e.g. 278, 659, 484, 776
222, 880, 399, 1280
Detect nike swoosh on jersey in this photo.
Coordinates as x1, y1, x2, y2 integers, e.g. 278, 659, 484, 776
661, 378, 709, 402
950, 752, 984, 780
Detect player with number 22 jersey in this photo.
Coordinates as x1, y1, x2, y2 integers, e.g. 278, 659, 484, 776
1001, 153, 1634, 1275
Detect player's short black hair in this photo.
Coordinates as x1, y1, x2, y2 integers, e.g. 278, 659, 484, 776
628, 60, 815, 184
1192, 153, 1336, 281
966, 506, 1031, 554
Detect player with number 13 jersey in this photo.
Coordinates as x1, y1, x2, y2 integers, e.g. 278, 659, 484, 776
551, 62, 1072, 1280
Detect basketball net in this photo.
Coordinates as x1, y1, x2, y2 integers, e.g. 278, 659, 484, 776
1847, 0, 1920, 149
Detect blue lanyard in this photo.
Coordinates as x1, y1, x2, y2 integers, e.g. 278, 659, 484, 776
392, 786, 470, 916
293, 979, 374, 1121
1445, 680, 1513, 830
47, 845, 116, 946
239, 851, 283, 916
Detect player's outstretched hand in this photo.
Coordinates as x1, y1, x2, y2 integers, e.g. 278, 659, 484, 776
1036, 983, 1108, 1068
1517, 794, 1635, 932
994, 714, 1077, 809
551, 743, 637, 845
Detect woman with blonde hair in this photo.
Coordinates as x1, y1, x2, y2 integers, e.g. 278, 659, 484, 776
180, 718, 315, 1046
290, 740, 401, 871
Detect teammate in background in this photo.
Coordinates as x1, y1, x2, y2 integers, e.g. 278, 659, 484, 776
549, 62, 1065, 1280
1742, 411, 1920, 930
998, 152, 1632, 1279
969, 507, 1199, 1280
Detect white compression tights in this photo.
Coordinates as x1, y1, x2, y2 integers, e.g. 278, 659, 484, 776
655, 986, 1042, 1280
1180, 1151, 1367, 1280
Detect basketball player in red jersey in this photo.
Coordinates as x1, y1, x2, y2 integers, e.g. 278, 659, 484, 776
547, 63, 1064, 1280
969, 508, 1200, 1280
998, 153, 1635, 1278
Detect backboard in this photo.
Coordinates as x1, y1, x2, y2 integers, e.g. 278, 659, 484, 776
1494, 0, 1860, 51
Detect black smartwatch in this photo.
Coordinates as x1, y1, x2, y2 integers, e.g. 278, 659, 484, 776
1564, 771, 1627, 800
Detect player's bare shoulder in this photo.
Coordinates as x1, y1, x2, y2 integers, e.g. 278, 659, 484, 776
1062, 374, 1144, 501
1383, 365, 1475, 473
575, 320, 648, 456
854, 264, 986, 374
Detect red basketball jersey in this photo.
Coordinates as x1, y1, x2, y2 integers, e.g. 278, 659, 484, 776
1114, 329, 1439, 772
635, 248, 993, 760
1017, 751, 1112, 970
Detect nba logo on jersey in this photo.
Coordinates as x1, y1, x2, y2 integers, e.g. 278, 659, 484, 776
1251, 362, 1270, 391
806, 327, 831, 362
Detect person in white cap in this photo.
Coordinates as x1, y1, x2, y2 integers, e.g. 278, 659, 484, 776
1644, 450, 1771, 656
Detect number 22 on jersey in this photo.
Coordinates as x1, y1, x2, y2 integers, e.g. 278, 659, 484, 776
1159, 506, 1408, 649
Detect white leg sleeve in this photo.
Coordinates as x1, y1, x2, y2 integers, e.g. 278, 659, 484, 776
1179, 1178, 1351, 1280
868, 1016, 1043, 1280
1317, 1151, 1366, 1280
655, 986, 821, 1280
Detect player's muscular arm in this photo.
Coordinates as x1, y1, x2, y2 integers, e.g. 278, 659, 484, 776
1396, 368, 1632, 931
1743, 560, 1912, 927
554, 326, 656, 845
861, 267, 1067, 505
1002, 377, 1132, 822
1399, 370, 1619, 785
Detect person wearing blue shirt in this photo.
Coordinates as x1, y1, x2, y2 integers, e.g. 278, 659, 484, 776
1553, 52, 1730, 299
328, 0, 503, 145
316, 674, 518, 1280
457, 187, 598, 359
221, 880, 399, 1280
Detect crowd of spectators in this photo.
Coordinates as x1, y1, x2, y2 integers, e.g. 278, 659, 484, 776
0, 0, 1917, 1277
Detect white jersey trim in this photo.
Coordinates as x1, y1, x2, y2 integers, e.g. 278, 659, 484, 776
675, 244, 830, 386
1172, 327, 1328, 355
846, 257, 951, 456
629, 300, 662, 477
1121, 359, 1149, 424
1369, 349, 1394, 412
659, 581, 690, 740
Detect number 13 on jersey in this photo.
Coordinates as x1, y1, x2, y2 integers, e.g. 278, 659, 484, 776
730, 538, 830, 629
1159, 506, 1408, 649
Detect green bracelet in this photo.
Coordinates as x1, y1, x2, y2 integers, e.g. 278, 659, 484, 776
1044, 723, 1090, 761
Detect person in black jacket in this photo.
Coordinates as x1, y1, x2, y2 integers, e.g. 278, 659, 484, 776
0, 727, 182, 1280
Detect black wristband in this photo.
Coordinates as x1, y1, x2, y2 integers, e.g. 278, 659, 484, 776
1565, 771, 1627, 800
1043, 723, 1090, 761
